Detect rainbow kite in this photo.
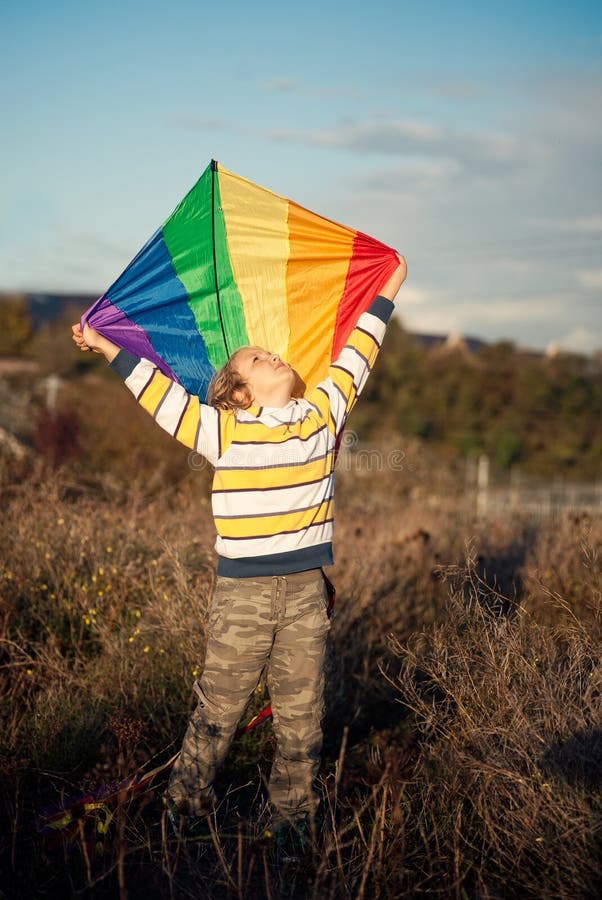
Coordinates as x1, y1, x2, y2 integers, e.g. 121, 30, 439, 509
83, 160, 399, 400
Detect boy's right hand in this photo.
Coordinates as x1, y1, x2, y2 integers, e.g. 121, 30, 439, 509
71, 322, 120, 362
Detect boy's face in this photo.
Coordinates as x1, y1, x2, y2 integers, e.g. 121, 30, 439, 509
234, 346, 295, 406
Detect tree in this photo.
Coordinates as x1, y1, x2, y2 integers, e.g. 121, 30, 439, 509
0, 294, 33, 355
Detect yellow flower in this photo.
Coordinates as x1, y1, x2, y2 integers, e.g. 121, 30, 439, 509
192, 669, 199, 676
535, 837, 544, 843
57, 518, 64, 525
143, 645, 150, 653
26, 668, 33, 676
128, 636, 134, 643
106, 546, 113, 553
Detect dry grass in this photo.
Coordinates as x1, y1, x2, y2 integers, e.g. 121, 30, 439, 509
1, 456, 601, 898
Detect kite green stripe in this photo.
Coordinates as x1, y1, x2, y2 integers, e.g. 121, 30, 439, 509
212, 173, 249, 358
162, 165, 248, 370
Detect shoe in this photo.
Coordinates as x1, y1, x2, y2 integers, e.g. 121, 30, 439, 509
163, 795, 213, 840
271, 813, 312, 860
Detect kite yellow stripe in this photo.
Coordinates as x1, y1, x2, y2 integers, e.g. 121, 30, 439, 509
286, 200, 354, 388
219, 166, 290, 359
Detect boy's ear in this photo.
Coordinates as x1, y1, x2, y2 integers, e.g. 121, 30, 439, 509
232, 385, 253, 407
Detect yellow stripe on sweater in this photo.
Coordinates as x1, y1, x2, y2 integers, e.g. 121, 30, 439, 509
346, 326, 380, 363
227, 415, 327, 446
138, 371, 172, 419
215, 498, 334, 539
174, 397, 201, 449
212, 452, 334, 491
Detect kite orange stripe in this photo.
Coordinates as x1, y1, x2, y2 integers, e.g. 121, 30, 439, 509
286, 200, 354, 388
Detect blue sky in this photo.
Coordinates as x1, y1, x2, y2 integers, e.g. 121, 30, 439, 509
1, 0, 601, 352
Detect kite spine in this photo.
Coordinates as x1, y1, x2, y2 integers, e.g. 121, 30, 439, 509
211, 159, 230, 359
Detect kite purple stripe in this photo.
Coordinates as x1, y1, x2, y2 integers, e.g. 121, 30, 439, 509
82, 295, 180, 383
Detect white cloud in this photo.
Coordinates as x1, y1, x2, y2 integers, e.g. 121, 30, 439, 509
356, 160, 462, 193
260, 78, 363, 100
576, 268, 602, 289
572, 215, 602, 234
529, 214, 602, 234
267, 119, 532, 178
399, 305, 461, 336
490, 257, 533, 275
0, 230, 129, 294
456, 295, 566, 326
397, 290, 576, 346
261, 78, 300, 93
420, 79, 481, 101
556, 326, 602, 354
397, 285, 429, 306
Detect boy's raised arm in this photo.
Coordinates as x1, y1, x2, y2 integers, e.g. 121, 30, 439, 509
71, 323, 222, 464
378, 255, 407, 300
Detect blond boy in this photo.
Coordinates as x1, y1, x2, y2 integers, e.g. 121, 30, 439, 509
72, 257, 407, 834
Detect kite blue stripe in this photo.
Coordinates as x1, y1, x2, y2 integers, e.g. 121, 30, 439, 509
106, 228, 215, 398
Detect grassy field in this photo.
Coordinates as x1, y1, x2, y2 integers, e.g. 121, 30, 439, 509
1, 386, 601, 898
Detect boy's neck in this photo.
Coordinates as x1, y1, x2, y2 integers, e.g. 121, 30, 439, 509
250, 389, 293, 408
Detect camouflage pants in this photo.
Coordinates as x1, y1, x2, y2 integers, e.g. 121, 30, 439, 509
168, 568, 331, 817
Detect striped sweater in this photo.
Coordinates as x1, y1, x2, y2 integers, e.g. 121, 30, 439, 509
110, 295, 394, 577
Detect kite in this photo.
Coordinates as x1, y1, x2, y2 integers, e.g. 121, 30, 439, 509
38, 711, 270, 848
83, 160, 399, 400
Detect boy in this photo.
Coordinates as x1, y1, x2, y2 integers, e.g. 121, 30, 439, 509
72, 256, 407, 834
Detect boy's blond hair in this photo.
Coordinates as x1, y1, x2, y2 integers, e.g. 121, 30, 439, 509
206, 349, 253, 411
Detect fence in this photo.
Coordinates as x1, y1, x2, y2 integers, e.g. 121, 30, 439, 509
467, 454, 602, 517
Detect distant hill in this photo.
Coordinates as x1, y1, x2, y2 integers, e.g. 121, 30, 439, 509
17, 292, 97, 329
409, 331, 488, 355
2, 291, 495, 356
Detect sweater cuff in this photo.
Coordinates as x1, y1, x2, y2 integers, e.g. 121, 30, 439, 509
109, 349, 140, 380
368, 295, 395, 324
